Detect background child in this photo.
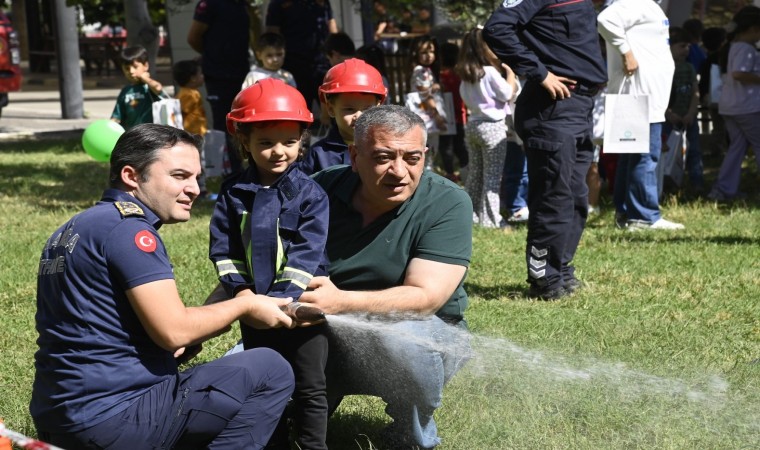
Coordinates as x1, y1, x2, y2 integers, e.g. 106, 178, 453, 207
501, 87, 529, 223
323, 31, 356, 66
300, 58, 386, 175
173, 58, 209, 197
316, 32, 358, 129
438, 41, 468, 183
173, 59, 207, 136
661, 26, 704, 196
708, 6, 760, 202
355, 43, 391, 104
211, 78, 330, 450
457, 27, 516, 229
242, 32, 296, 89
698, 26, 728, 156
110, 46, 168, 130
409, 35, 445, 171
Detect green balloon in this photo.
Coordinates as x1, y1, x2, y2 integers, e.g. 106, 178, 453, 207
82, 120, 125, 162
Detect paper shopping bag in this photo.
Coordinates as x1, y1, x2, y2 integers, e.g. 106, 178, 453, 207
709, 64, 722, 105
152, 98, 184, 129
405, 91, 452, 135
202, 130, 227, 178
603, 79, 649, 154
660, 128, 687, 189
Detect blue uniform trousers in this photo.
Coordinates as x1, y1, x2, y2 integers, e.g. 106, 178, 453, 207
514, 81, 594, 291
38, 349, 294, 450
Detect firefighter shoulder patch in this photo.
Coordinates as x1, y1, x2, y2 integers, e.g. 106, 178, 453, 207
114, 201, 145, 218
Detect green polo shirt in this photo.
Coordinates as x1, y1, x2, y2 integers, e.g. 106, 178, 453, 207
313, 165, 473, 321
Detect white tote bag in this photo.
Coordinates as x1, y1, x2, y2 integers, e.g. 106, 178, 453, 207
603, 77, 649, 154
708, 64, 722, 105
152, 98, 184, 129
660, 128, 687, 188
202, 130, 227, 178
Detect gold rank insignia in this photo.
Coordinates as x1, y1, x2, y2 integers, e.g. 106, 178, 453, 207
114, 201, 145, 218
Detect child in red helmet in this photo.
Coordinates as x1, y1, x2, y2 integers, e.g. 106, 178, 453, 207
209, 78, 331, 450
299, 58, 387, 175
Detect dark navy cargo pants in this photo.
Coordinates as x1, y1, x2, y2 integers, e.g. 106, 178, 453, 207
39, 349, 294, 450
514, 81, 595, 291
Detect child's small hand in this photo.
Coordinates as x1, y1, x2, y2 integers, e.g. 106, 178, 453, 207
138, 71, 152, 83
434, 114, 447, 131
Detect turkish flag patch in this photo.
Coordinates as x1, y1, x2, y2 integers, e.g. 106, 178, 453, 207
135, 230, 157, 253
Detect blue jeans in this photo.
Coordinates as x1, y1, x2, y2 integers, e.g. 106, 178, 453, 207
325, 316, 472, 448
614, 122, 662, 223
501, 140, 529, 214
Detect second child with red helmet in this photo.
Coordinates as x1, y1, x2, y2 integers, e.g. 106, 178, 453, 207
209, 78, 331, 450
299, 58, 387, 175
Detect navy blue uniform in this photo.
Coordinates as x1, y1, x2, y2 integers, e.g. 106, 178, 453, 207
32, 189, 293, 448
193, 0, 250, 174
484, 0, 606, 297
300, 124, 350, 175
266, 0, 334, 109
209, 164, 331, 449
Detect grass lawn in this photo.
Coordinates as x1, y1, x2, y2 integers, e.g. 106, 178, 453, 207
1, 137, 759, 449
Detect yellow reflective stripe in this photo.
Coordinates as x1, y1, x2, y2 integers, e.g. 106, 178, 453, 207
216, 259, 249, 277
275, 267, 313, 290
241, 212, 252, 277
276, 217, 284, 273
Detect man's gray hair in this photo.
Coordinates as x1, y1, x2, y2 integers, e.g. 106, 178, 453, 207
354, 105, 427, 149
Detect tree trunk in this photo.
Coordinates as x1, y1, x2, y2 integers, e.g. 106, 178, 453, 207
53, 0, 83, 119
124, 0, 159, 70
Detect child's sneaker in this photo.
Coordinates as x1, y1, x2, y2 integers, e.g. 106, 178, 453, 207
507, 206, 529, 223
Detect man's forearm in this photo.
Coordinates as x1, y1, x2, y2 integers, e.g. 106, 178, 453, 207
339, 285, 445, 316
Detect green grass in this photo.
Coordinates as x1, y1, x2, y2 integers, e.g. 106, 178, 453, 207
1, 138, 759, 449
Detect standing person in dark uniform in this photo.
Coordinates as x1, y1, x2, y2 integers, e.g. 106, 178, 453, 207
187, 0, 250, 175
266, 0, 338, 113
30, 124, 295, 450
483, 0, 607, 300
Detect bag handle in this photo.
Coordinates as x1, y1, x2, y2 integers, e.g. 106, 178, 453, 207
617, 74, 644, 99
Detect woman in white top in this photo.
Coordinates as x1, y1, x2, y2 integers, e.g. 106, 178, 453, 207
458, 27, 517, 229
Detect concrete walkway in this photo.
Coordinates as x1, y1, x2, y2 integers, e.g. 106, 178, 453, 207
0, 89, 121, 140
0, 60, 175, 141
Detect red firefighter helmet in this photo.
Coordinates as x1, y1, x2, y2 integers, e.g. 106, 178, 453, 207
318, 58, 387, 103
226, 78, 313, 134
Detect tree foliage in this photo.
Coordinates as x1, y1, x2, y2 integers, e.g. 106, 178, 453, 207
66, 0, 166, 27
434, 0, 500, 30
373, 0, 499, 34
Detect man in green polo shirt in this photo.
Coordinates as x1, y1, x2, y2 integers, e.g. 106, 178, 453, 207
301, 105, 473, 449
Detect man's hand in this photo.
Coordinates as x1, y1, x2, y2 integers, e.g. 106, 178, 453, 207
622, 51, 639, 76
239, 294, 295, 329
540, 71, 574, 100
299, 276, 346, 315
665, 110, 683, 127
